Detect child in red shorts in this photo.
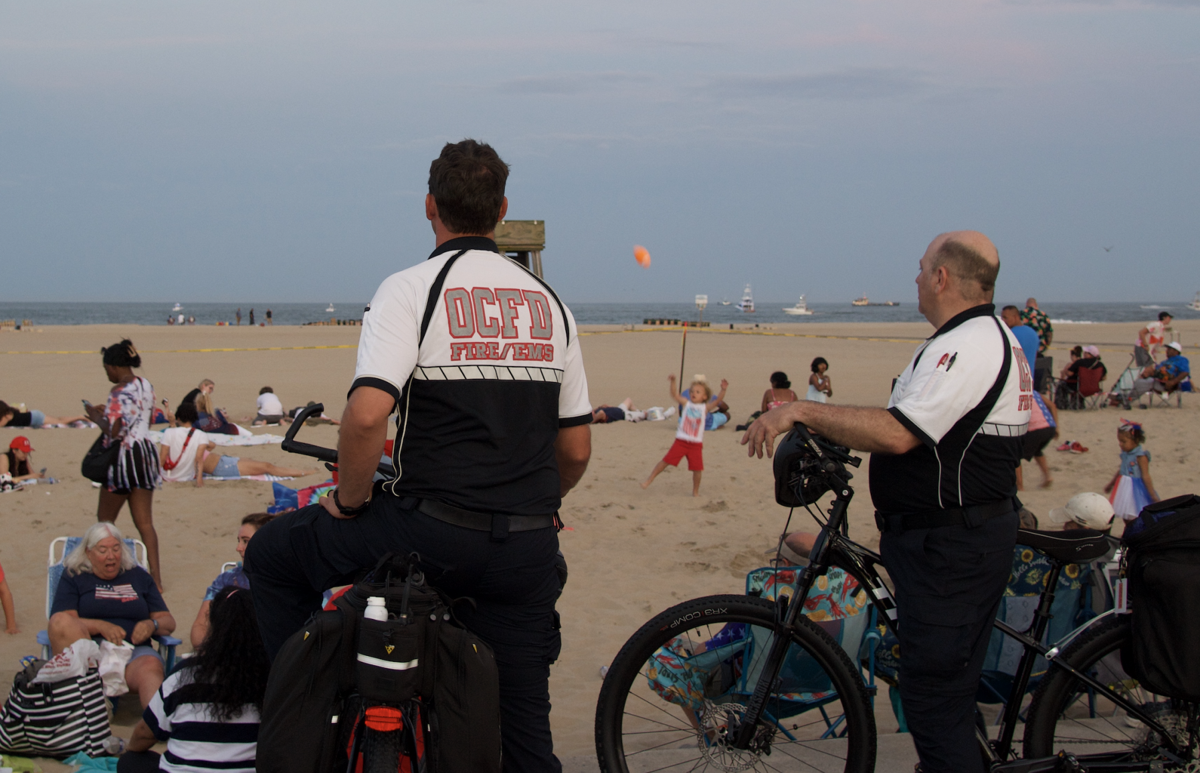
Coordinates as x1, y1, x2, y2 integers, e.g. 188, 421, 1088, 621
642, 374, 729, 496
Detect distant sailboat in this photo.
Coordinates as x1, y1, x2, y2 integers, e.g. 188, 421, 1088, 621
1190, 292, 1200, 312
783, 295, 813, 315
737, 285, 755, 313
326, 303, 336, 313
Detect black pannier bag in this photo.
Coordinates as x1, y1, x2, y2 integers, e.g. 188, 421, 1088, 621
1120, 494, 1200, 702
257, 554, 501, 773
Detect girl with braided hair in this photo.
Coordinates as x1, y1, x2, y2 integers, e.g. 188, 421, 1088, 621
83, 339, 164, 589
120, 587, 269, 772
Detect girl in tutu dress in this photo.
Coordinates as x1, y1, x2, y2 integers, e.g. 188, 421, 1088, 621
1104, 420, 1160, 521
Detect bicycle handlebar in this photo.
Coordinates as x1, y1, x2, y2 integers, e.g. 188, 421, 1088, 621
280, 403, 339, 464
280, 403, 395, 478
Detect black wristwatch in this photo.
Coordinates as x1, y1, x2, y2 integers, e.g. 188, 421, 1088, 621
333, 488, 371, 517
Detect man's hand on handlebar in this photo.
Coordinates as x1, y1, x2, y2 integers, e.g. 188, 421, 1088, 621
741, 403, 803, 459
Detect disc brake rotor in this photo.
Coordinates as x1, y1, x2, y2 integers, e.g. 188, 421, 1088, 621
695, 701, 776, 772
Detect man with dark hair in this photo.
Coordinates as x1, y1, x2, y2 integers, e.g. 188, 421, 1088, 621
743, 230, 1031, 773
246, 139, 592, 772
1021, 296, 1053, 354
1001, 305, 1039, 372
1135, 310, 1172, 367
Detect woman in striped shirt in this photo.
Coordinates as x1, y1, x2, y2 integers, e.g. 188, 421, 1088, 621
118, 587, 269, 773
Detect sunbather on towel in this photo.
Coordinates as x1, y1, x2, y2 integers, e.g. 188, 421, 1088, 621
160, 403, 317, 486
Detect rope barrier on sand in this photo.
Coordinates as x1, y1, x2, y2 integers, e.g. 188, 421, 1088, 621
0, 345, 359, 355
578, 328, 927, 344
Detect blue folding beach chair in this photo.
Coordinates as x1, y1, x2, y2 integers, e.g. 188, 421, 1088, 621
36, 536, 180, 672
645, 565, 879, 742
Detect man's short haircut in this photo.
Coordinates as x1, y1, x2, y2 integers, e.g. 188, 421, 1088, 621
933, 240, 999, 301
1159, 311, 1172, 321
241, 512, 276, 530
428, 140, 509, 236
200, 379, 215, 388
1002, 305, 1020, 314
259, 386, 273, 395
0, 401, 11, 419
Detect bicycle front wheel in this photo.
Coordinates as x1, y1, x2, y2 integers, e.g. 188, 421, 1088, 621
1023, 614, 1199, 769
595, 594, 876, 773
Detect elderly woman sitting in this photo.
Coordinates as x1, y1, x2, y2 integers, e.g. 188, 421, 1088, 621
48, 522, 176, 708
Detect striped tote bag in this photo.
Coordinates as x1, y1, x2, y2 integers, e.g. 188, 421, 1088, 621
0, 666, 109, 758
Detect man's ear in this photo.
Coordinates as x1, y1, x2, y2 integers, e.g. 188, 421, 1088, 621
426, 194, 438, 222
496, 196, 508, 224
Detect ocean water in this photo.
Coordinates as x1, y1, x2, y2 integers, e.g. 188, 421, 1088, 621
0, 300, 1195, 327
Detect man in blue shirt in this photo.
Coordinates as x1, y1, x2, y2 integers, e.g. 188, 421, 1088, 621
1129, 341, 1190, 401
1001, 305, 1039, 371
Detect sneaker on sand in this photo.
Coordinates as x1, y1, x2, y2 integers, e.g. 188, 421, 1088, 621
1056, 441, 1073, 452
1069, 441, 1089, 454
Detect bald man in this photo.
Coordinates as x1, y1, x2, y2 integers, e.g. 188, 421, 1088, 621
744, 231, 1032, 773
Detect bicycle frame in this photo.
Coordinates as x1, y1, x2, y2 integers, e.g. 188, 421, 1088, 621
730, 429, 1190, 769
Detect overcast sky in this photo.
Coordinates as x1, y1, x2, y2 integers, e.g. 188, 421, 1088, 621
2, 0, 1198, 305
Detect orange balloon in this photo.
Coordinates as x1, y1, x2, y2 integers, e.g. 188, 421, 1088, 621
633, 245, 651, 269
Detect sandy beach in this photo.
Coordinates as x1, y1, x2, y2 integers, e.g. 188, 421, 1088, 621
1, 319, 1196, 769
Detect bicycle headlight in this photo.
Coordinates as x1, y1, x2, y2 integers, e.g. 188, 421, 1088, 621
773, 430, 833, 507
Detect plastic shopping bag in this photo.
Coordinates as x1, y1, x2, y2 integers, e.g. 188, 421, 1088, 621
97, 642, 134, 697
32, 639, 100, 685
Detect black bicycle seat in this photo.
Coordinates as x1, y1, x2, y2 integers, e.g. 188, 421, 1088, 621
1017, 528, 1113, 564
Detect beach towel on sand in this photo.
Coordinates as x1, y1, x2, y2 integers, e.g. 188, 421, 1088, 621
203, 473, 295, 482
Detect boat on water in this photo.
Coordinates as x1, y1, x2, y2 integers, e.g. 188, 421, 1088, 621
852, 295, 900, 307
172, 302, 183, 312
325, 303, 336, 312
783, 295, 813, 316
737, 285, 755, 313
1189, 292, 1200, 312
719, 299, 731, 306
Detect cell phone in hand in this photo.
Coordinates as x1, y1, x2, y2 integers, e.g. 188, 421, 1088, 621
82, 399, 93, 408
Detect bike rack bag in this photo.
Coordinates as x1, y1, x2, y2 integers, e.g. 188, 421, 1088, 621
1120, 493, 1200, 702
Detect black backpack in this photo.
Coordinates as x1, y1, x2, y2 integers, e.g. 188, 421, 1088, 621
257, 555, 501, 773
1120, 494, 1200, 702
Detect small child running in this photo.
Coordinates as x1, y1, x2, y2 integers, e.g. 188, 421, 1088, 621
1104, 419, 1160, 521
642, 374, 728, 497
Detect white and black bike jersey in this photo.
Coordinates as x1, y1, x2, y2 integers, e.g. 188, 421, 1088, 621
869, 304, 1033, 514
351, 237, 592, 516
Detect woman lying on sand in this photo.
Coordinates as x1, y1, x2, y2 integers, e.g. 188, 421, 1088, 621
159, 403, 316, 485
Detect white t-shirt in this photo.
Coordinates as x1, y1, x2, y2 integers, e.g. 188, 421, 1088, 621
159, 426, 210, 483
352, 238, 592, 516
676, 400, 708, 443
1140, 320, 1167, 358
256, 393, 284, 416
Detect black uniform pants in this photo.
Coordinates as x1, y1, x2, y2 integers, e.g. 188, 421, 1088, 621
244, 495, 564, 773
880, 511, 1018, 773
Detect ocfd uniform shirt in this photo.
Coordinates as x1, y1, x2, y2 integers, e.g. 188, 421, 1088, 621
352, 237, 592, 517
870, 304, 1032, 514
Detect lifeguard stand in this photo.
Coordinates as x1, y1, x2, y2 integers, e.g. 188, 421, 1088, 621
495, 220, 544, 279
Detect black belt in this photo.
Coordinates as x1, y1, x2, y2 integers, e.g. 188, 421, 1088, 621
415, 498, 557, 541
875, 499, 1015, 533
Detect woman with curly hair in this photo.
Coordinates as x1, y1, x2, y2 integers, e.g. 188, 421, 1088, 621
83, 339, 164, 588
119, 587, 269, 773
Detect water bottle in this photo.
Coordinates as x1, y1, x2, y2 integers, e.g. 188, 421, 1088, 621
103, 735, 127, 755
364, 596, 388, 622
